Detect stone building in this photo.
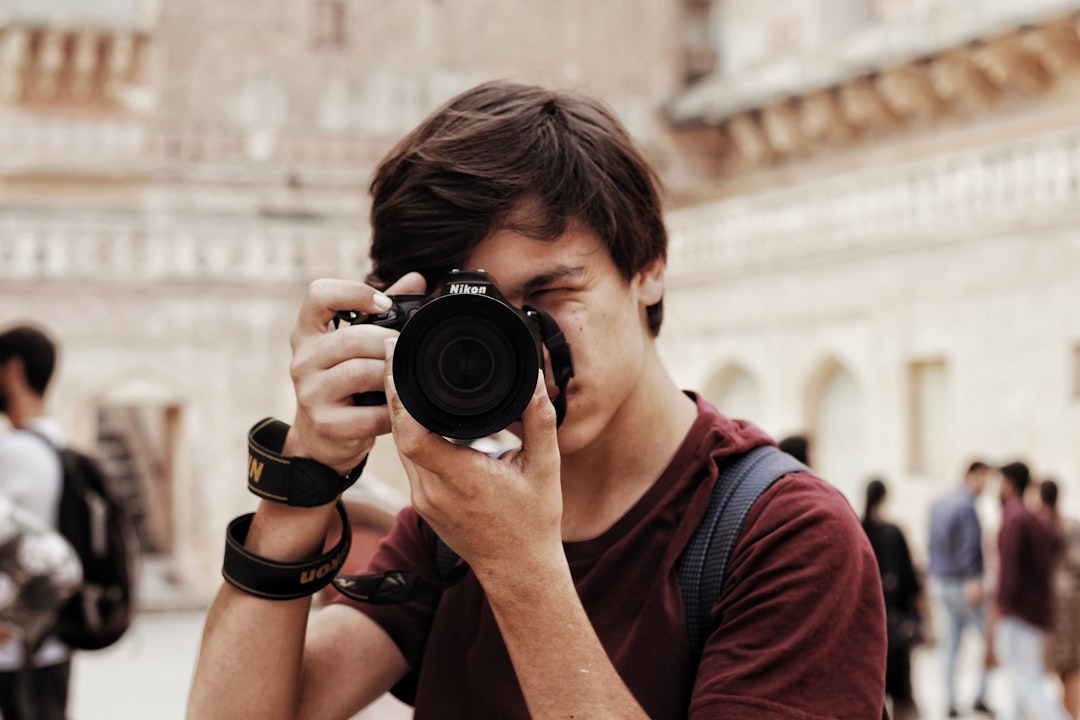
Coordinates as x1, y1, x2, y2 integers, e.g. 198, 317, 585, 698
0, 0, 1077, 602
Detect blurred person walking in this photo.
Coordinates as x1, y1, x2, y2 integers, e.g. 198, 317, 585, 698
1038, 478, 1080, 718
928, 460, 994, 717
863, 477, 924, 720
987, 461, 1069, 720
0, 324, 77, 720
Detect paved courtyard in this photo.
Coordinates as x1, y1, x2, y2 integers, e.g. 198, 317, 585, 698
68, 608, 1067, 719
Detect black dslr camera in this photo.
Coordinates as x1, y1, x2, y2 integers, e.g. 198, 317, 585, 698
336, 270, 573, 440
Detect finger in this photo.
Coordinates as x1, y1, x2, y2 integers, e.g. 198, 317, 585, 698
294, 356, 387, 408
294, 323, 399, 374
384, 271, 427, 297
384, 338, 475, 475
295, 279, 393, 338
297, 402, 392, 445
520, 371, 559, 475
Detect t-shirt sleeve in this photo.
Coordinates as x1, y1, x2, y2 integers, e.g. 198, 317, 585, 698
689, 473, 887, 720
329, 506, 441, 669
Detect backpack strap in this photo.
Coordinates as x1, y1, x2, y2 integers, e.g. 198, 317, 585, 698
677, 444, 809, 668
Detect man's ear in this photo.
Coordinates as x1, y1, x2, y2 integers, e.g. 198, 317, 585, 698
634, 256, 665, 306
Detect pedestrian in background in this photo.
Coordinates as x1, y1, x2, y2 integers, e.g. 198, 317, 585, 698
863, 477, 924, 720
1039, 478, 1080, 718
0, 324, 78, 720
927, 460, 994, 717
988, 461, 1069, 720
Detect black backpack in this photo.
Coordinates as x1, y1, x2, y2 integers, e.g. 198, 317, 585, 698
28, 431, 136, 651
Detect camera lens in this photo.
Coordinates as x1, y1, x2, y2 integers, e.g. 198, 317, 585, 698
439, 337, 494, 394
393, 293, 542, 439
418, 317, 512, 417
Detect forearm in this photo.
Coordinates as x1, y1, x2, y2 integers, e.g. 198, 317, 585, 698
483, 557, 649, 720
188, 501, 336, 720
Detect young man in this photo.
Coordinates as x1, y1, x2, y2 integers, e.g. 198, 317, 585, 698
0, 324, 74, 720
189, 81, 886, 719
927, 460, 994, 717
988, 461, 1069, 720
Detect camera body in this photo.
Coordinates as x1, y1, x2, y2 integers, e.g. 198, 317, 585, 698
338, 269, 556, 440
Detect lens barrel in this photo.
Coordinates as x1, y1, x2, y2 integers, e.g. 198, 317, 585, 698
392, 292, 542, 439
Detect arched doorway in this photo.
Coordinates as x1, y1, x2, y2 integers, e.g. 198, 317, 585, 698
703, 364, 763, 423
807, 358, 865, 505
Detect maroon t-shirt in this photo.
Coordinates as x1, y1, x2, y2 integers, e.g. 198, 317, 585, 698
336, 397, 886, 718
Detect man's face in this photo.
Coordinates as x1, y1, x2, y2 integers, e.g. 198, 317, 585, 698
969, 468, 986, 495
463, 219, 662, 457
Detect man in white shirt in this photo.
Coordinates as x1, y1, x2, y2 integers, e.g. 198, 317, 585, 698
0, 324, 72, 720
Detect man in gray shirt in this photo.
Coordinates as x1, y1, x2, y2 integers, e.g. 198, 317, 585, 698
928, 460, 994, 718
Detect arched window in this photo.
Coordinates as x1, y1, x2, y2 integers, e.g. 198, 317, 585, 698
807, 359, 865, 503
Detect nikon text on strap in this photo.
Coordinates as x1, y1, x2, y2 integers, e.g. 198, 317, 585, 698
247, 418, 365, 507
222, 500, 352, 600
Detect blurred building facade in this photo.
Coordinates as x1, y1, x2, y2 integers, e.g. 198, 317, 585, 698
662, 0, 1080, 556
0, 0, 1076, 602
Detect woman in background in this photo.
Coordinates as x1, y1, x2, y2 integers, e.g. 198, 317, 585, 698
863, 477, 924, 720
1040, 478, 1080, 719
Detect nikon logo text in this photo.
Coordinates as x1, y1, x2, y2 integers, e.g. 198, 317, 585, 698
248, 456, 264, 484
448, 283, 487, 295
300, 546, 348, 584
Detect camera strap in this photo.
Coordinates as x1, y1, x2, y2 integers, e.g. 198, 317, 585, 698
222, 499, 352, 600
332, 547, 470, 605
247, 418, 366, 507
524, 305, 574, 427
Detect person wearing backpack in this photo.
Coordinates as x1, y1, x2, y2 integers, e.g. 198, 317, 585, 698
0, 323, 75, 720
189, 81, 888, 719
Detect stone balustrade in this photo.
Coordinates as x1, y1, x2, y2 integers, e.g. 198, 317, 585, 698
0, 115, 389, 177
667, 122, 1080, 282
0, 212, 369, 284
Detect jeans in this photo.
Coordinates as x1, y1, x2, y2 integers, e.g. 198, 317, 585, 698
932, 577, 989, 709
995, 616, 1070, 720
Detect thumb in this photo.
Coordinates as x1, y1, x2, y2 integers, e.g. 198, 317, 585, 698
520, 371, 559, 472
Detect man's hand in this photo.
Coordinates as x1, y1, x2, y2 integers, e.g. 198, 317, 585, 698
284, 273, 426, 474
963, 578, 983, 607
384, 338, 565, 584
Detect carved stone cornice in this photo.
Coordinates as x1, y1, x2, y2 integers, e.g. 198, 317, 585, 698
671, 11, 1080, 175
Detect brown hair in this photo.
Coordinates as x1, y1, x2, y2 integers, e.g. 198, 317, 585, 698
366, 80, 668, 334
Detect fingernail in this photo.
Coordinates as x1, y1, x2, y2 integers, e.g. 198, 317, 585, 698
373, 292, 392, 311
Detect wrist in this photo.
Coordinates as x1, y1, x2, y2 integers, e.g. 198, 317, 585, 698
244, 500, 340, 562
222, 500, 351, 600
284, 416, 374, 477
247, 418, 365, 507
476, 546, 572, 605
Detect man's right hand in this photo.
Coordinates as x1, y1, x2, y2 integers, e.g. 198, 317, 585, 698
284, 273, 427, 475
